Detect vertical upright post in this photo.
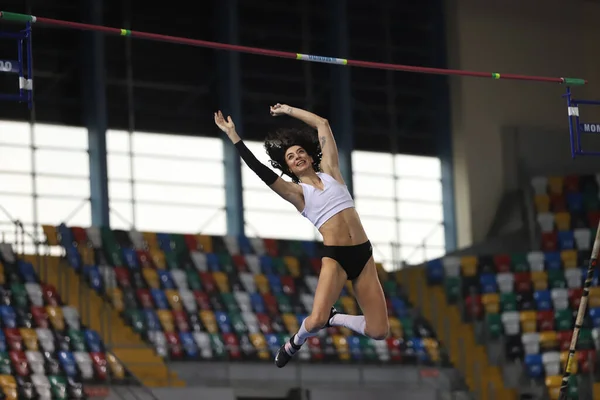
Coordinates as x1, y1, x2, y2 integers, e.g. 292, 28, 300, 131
564, 87, 577, 159
328, 0, 354, 196
81, 0, 110, 227
431, 0, 457, 252
216, 0, 245, 236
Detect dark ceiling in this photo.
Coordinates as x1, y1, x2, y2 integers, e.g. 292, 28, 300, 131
0, 0, 448, 156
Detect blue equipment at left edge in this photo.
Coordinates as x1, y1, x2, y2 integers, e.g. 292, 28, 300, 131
0, 22, 33, 109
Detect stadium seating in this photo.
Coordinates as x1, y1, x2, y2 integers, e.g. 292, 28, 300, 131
0, 243, 127, 400
44, 224, 449, 369
424, 173, 600, 400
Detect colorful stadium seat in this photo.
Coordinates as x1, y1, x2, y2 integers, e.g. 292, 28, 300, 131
424, 172, 600, 398
48, 224, 450, 368
0, 243, 126, 399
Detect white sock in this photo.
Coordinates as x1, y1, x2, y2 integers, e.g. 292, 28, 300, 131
293, 318, 317, 345
284, 319, 318, 356
328, 313, 366, 336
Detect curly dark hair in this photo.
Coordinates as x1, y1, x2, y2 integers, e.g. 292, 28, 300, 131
264, 126, 322, 183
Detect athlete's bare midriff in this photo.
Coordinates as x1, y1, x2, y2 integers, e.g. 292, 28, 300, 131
318, 207, 369, 246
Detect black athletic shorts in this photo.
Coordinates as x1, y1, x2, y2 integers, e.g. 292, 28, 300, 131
322, 240, 373, 281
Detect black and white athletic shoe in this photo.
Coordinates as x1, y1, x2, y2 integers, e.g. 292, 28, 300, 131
275, 334, 303, 368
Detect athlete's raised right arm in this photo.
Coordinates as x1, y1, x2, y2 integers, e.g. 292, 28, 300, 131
214, 111, 304, 211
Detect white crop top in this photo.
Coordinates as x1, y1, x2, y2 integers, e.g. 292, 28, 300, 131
299, 172, 355, 229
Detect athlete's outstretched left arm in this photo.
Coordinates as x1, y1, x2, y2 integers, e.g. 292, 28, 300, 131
270, 103, 343, 184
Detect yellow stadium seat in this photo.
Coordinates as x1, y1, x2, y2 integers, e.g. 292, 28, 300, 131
545, 375, 562, 400
534, 194, 550, 213
460, 256, 478, 277
20, 328, 38, 351
560, 250, 578, 269
142, 268, 160, 289
78, 247, 95, 265
249, 333, 270, 361
142, 231, 160, 249
282, 313, 299, 333
254, 274, 270, 294
548, 177, 564, 195
195, 235, 213, 253
199, 311, 218, 334
0, 263, 5, 285
530, 271, 548, 291
107, 288, 124, 312
481, 293, 500, 314
41, 225, 59, 246
340, 296, 357, 315
332, 334, 350, 361
423, 338, 440, 363
283, 256, 301, 277
388, 317, 402, 338
519, 311, 537, 333
46, 306, 65, 331
554, 212, 571, 231
106, 352, 126, 380
588, 287, 600, 308
0, 375, 17, 400
149, 249, 166, 269
164, 289, 183, 311
213, 272, 230, 293
156, 310, 175, 333
539, 331, 558, 351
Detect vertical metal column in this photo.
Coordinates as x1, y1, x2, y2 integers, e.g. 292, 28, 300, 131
216, 0, 245, 236
431, 0, 457, 251
328, 0, 354, 196
81, 0, 110, 227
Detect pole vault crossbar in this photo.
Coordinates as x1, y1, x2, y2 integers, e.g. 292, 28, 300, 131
0, 10, 589, 85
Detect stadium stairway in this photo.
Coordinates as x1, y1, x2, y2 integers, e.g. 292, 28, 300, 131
398, 267, 518, 400
21, 253, 185, 388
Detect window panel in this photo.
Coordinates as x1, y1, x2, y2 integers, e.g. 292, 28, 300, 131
133, 156, 224, 186
132, 132, 224, 160
35, 149, 89, 177
245, 210, 317, 240
371, 242, 394, 265
352, 151, 394, 175
398, 220, 443, 246
399, 245, 446, 266
107, 154, 132, 180
353, 174, 395, 198
36, 176, 90, 198
243, 189, 297, 212
37, 198, 91, 226
0, 173, 33, 194
395, 154, 441, 179
0, 121, 31, 145
360, 218, 397, 243
134, 203, 226, 235
35, 124, 88, 150
134, 183, 225, 207
0, 146, 32, 173
354, 198, 395, 218
0, 195, 34, 224
109, 200, 134, 230
395, 178, 442, 202
107, 130, 131, 153
397, 201, 443, 221
109, 181, 133, 201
